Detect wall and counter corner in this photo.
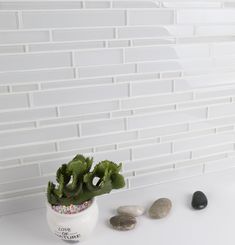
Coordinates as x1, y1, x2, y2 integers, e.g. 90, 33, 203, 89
1, 0, 235, 216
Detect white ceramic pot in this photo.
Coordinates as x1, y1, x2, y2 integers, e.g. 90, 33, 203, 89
46, 199, 99, 242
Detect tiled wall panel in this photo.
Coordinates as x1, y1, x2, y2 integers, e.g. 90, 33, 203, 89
1, 0, 235, 215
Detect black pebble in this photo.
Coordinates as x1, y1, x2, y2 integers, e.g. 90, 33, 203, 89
191, 191, 208, 210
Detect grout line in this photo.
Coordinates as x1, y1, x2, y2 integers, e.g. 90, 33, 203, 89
8, 85, 13, 93
128, 82, 132, 97
126, 178, 130, 189
48, 30, 53, 42
38, 163, 43, 176
202, 164, 206, 174
56, 106, 60, 117
171, 142, 174, 153
104, 40, 108, 48
35, 121, 40, 128
130, 148, 133, 161
114, 28, 118, 39
16, 11, 23, 29
73, 67, 78, 78
190, 151, 193, 159
27, 93, 33, 107
124, 117, 128, 130
173, 8, 177, 25
81, 1, 85, 8
77, 123, 81, 137
172, 80, 175, 92
24, 45, 29, 52
206, 107, 209, 119
55, 142, 60, 152
125, 10, 129, 26
70, 51, 75, 67
122, 48, 125, 64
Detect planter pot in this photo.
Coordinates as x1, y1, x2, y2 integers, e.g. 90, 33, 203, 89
46, 199, 99, 242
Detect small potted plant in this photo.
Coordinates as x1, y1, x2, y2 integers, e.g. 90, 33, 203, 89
46, 154, 125, 242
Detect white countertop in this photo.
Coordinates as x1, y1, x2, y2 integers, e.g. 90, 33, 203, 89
1, 168, 235, 245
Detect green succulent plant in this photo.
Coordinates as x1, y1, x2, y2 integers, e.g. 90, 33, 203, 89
47, 154, 125, 206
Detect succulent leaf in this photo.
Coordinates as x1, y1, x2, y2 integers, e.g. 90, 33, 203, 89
47, 154, 125, 206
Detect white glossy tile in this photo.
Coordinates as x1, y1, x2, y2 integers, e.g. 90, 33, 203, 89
129, 10, 174, 25
60, 100, 119, 117
0, 107, 57, 123
81, 118, 125, 136
204, 156, 235, 173
0, 30, 49, 44
22, 10, 126, 28
173, 132, 235, 153
128, 108, 207, 130
124, 151, 190, 171
0, 125, 78, 147
0, 164, 40, 184
121, 92, 193, 109
118, 26, 193, 38
78, 64, 135, 78
178, 9, 235, 24
193, 143, 234, 158
131, 80, 172, 96
29, 41, 105, 52
0, 142, 56, 160
59, 131, 137, 151
113, 1, 159, 8
0, 68, 74, 85
139, 124, 188, 139
129, 165, 203, 188
74, 49, 123, 66
132, 142, 171, 159
0, 12, 18, 29
84, 1, 110, 8
0, 93, 28, 110
0, 53, 71, 72
0, 1, 83, 10
33, 83, 129, 106
52, 28, 114, 41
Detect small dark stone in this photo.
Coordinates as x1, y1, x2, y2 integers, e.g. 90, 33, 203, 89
191, 191, 208, 210
109, 215, 137, 231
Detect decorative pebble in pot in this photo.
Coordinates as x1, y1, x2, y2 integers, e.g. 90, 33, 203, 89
46, 154, 125, 242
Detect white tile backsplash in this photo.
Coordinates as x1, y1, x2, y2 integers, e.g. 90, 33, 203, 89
52, 28, 115, 41
129, 10, 174, 25
0, 124, 78, 147
1, 0, 235, 215
81, 118, 125, 136
22, 10, 126, 28
0, 30, 50, 44
0, 12, 18, 29
131, 80, 172, 96
74, 49, 123, 66
33, 83, 129, 106
0, 93, 29, 110
0, 164, 40, 184
132, 142, 172, 160
177, 9, 235, 24
0, 68, 75, 84
0, 1, 83, 10
0, 52, 72, 71
78, 63, 136, 78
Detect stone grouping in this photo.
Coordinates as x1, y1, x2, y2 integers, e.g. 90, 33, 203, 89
109, 190, 208, 231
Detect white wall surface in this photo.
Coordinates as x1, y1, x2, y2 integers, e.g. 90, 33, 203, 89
1, 0, 235, 215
